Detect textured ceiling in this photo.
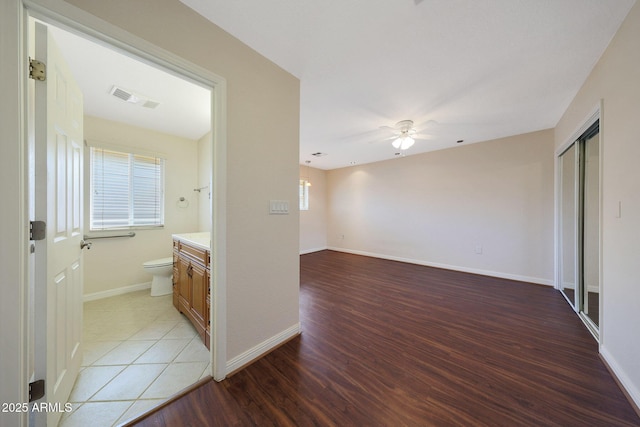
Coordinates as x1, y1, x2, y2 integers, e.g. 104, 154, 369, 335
180, 0, 635, 169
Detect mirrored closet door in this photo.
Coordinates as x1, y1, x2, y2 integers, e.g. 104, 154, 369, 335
558, 120, 600, 337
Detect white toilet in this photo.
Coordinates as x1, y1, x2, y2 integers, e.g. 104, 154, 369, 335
143, 257, 174, 296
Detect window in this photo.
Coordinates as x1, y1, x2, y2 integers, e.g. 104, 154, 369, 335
90, 147, 165, 230
299, 179, 310, 210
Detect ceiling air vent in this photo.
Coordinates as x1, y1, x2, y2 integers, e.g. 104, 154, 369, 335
109, 85, 159, 109
311, 152, 327, 157
142, 100, 160, 109
110, 86, 135, 102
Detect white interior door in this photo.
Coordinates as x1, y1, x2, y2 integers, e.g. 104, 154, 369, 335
32, 21, 84, 427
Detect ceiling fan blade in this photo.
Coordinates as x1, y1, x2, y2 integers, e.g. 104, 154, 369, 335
379, 125, 399, 134
414, 119, 438, 130
413, 133, 434, 139
368, 134, 398, 144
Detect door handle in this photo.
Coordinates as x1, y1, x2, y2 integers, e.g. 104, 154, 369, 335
80, 240, 92, 250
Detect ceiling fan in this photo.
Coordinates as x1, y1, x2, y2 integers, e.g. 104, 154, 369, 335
380, 119, 434, 150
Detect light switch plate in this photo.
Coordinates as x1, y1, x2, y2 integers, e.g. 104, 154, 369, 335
269, 200, 289, 215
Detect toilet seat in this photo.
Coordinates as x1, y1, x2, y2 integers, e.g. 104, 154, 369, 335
143, 257, 173, 268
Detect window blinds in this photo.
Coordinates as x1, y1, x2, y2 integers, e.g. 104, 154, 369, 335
90, 147, 165, 230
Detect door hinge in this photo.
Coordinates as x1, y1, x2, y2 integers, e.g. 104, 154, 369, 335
30, 221, 46, 241
29, 379, 45, 402
29, 57, 46, 81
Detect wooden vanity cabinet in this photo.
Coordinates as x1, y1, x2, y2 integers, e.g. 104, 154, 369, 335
173, 238, 210, 349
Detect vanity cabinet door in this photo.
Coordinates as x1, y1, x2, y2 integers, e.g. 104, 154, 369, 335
189, 261, 207, 341
177, 255, 191, 313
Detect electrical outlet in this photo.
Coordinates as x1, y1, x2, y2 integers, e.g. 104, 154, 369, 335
475, 245, 483, 254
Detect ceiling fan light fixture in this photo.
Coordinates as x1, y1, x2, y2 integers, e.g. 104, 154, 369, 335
392, 136, 415, 150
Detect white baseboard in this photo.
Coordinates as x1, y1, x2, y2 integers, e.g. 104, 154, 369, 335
300, 246, 328, 255
83, 282, 151, 302
600, 346, 640, 410
327, 246, 553, 286
226, 323, 301, 375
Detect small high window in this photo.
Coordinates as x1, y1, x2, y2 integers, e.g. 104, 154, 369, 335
299, 179, 310, 211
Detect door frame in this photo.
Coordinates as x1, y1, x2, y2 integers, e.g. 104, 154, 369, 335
0, 1, 29, 426
554, 101, 602, 341
0, 1, 228, 423
25, 0, 228, 380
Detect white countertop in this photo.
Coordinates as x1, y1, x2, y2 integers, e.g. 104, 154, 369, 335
172, 232, 211, 251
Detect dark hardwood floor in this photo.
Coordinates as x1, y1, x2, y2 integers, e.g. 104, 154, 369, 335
127, 250, 639, 427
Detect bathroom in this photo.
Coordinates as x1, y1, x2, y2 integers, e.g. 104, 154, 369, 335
82, 115, 212, 302
48, 24, 215, 425
39, 25, 213, 301
63, 114, 214, 425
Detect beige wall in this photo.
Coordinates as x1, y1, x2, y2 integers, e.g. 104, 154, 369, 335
64, 0, 300, 364
82, 116, 201, 296
555, 0, 640, 406
299, 165, 328, 253
327, 129, 555, 284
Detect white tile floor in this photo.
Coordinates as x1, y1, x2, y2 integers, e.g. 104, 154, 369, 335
59, 290, 210, 427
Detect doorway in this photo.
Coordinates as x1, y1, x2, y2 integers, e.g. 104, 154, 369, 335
26, 11, 222, 426
558, 118, 600, 337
